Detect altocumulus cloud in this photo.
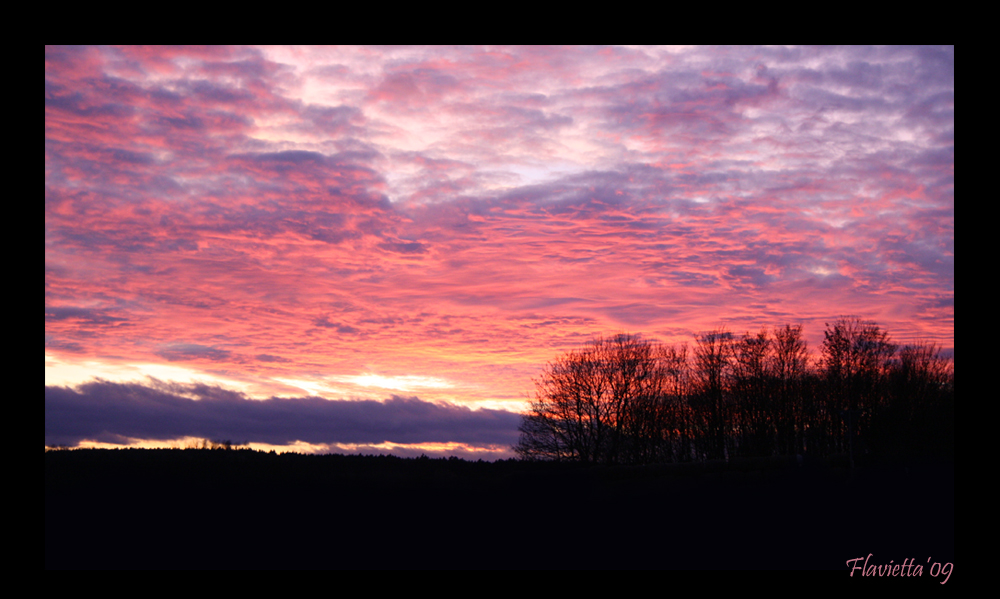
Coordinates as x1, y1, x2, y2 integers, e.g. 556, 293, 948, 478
44, 380, 522, 449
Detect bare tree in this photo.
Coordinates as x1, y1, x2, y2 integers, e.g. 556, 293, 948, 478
873, 340, 955, 457
658, 344, 692, 462
820, 317, 897, 465
514, 334, 673, 465
515, 320, 950, 465
692, 329, 734, 460
769, 324, 810, 455
515, 345, 608, 462
732, 329, 772, 457
891, 341, 954, 413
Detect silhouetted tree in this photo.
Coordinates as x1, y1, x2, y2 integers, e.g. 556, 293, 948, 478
768, 324, 810, 455
874, 341, 954, 457
731, 329, 772, 457
515, 320, 951, 465
820, 317, 897, 465
515, 340, 609, 462
658, 344, 692, 462
891, 341, 954, 414
514, 334, 673, 464
692, 329, 734, 460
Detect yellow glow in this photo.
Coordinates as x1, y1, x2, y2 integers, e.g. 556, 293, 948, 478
326, 440, 513, 457
46, 437, 515, 459
45, 353, 256, 395
329, 373, 454, 392
271, 377, 332, 396
46, 354, 524, 412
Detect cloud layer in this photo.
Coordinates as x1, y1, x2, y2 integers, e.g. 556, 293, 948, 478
45, 46, 954, 451
45, 380, 520, 451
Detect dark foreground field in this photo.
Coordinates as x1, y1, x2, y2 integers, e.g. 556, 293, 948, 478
46, 449, 954, 571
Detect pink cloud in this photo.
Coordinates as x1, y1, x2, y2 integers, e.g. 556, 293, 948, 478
46, 46, 953, 451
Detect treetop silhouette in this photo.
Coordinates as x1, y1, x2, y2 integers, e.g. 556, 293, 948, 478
515, 318, 953, 465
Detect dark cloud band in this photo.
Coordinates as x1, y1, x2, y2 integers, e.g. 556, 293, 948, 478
44, 380, 521, 449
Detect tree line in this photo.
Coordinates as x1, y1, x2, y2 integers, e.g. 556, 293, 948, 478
514, 317, 954, 465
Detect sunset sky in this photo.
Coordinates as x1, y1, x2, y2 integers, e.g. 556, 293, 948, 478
45, 46, 954, 458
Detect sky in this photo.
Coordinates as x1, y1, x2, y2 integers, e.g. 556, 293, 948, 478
45, 46, 954, 458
